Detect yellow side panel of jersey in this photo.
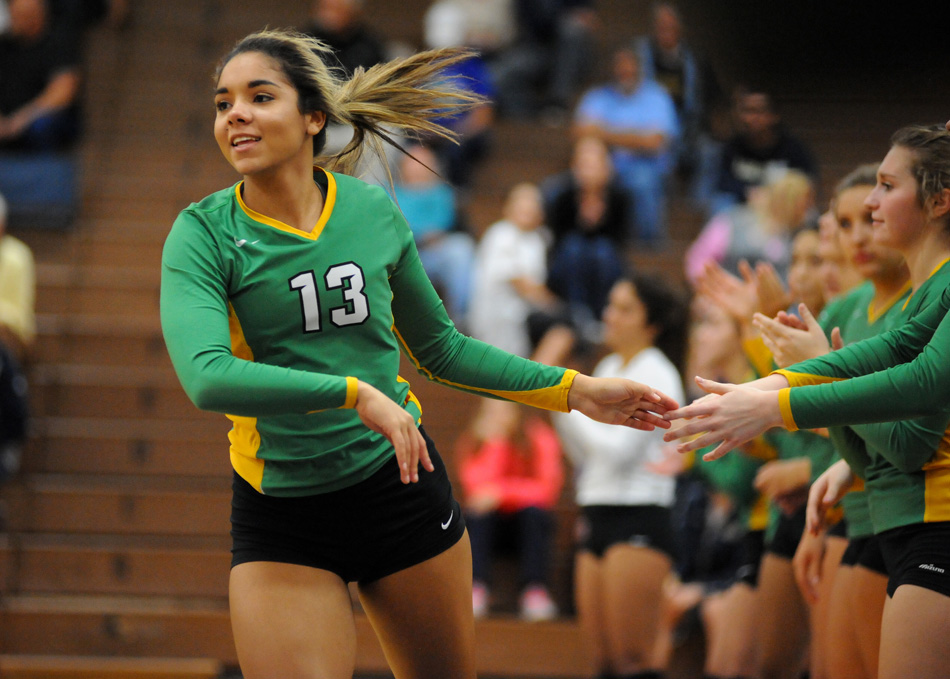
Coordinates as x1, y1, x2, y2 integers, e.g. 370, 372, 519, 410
923, 431, 950, 523
227, 303, 265, 492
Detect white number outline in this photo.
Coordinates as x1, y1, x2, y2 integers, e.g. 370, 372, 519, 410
288, 263, 370, 334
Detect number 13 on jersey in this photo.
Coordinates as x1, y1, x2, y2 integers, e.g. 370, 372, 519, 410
289, 262, 369, 333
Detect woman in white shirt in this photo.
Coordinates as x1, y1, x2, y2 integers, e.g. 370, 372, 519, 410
468, 182, 554, 356
555, 272, 688, 679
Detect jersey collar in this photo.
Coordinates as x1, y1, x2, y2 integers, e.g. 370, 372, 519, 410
234, 167, 337, 241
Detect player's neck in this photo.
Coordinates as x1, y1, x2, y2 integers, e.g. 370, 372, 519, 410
242, 167, 325, 233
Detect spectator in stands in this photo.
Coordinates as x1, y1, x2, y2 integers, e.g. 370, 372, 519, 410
393, 144, 474, 325
490, 0, 598, 119
423, 11, 497, 192
468, 182, 556, 357
302, 0, 398, 186
710, 86, 818, 215
530, 135, 629, 364
423, 0, 515, 61
0, 192, 34, 488
573, 45, 679, 247
458, 399, 564, 621
633, 2, 728, 212
685, 169, 816, 285
303, 0, 386, 77
0, 194, 36, 362
0, 0, 82, 152
49, 0, 130, 33
553, 271, 689, 679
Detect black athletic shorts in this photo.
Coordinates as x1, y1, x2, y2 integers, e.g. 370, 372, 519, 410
577, 504, 676, 560
840, 534, 888, 576
735, 529, 765, 588
828, 517, 848, 538
764, 506, 806, 560
878, 522, 950, 598
230, 427, 465, 584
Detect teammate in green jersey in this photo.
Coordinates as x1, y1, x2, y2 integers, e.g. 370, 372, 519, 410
663, 124, 950, 679
160, 29, 679, 679
757, 164, 910, 679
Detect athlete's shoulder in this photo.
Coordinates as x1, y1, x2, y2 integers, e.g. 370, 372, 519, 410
909, 258, 950, 309
185, 184, 237, 215
165, 185, 240, 258
173, 184, 238, 231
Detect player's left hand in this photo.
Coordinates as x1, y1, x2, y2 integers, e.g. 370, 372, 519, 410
567, 373, 678, 431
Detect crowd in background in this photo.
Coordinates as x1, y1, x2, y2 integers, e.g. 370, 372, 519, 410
3, 1, 937, 678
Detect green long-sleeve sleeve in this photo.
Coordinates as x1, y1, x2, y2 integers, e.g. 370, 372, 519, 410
778, 283, 950, 429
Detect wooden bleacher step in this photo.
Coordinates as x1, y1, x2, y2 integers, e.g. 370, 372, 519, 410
30, 364, 214, 422
0, 655, 222, 679
22, 420, 228, 478
33, 313, 166, 367
6, 474, 231, 537
0, 594, 590, 678
0, 594, 235, 661
14, 534, 229, 599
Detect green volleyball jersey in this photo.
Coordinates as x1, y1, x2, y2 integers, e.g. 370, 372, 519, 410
819, 280, 911, 538
774, 283, 950, 429
161, 170, 576, 496
778, 260, 950, 533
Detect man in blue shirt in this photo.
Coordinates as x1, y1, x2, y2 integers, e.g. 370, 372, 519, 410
573, 45, 679, 248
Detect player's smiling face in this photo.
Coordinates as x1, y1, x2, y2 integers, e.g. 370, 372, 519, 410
213, 51, 325, 176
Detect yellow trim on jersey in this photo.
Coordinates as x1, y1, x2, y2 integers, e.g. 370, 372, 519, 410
742, 336, 774, 378
923, 432, 950, 522
748, 495, 769, 531
396, 376, 424, 424
868, 280, 912, 323
744, 436, 780, 461
487, 369, 577, 413
778, 388, 799, 432
903, 257, 950, 311
229, 416, 265, 493
227, 303, 265, 492
342, 376, 358, 409
234, 168, 338, 240
772, 369, 844, 388
394, 323, 577, 412
824, 504, 845, 527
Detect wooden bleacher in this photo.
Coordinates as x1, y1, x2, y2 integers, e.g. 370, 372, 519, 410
2, 0, 948, 677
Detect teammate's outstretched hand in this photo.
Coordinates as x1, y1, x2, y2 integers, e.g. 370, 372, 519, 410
662, 377, 785, 460
355, 381, 432, 484
567, 373, 679, 430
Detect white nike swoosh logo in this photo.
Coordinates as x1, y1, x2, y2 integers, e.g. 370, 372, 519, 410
441, 510, 454, 530
234, 238, 260, 247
